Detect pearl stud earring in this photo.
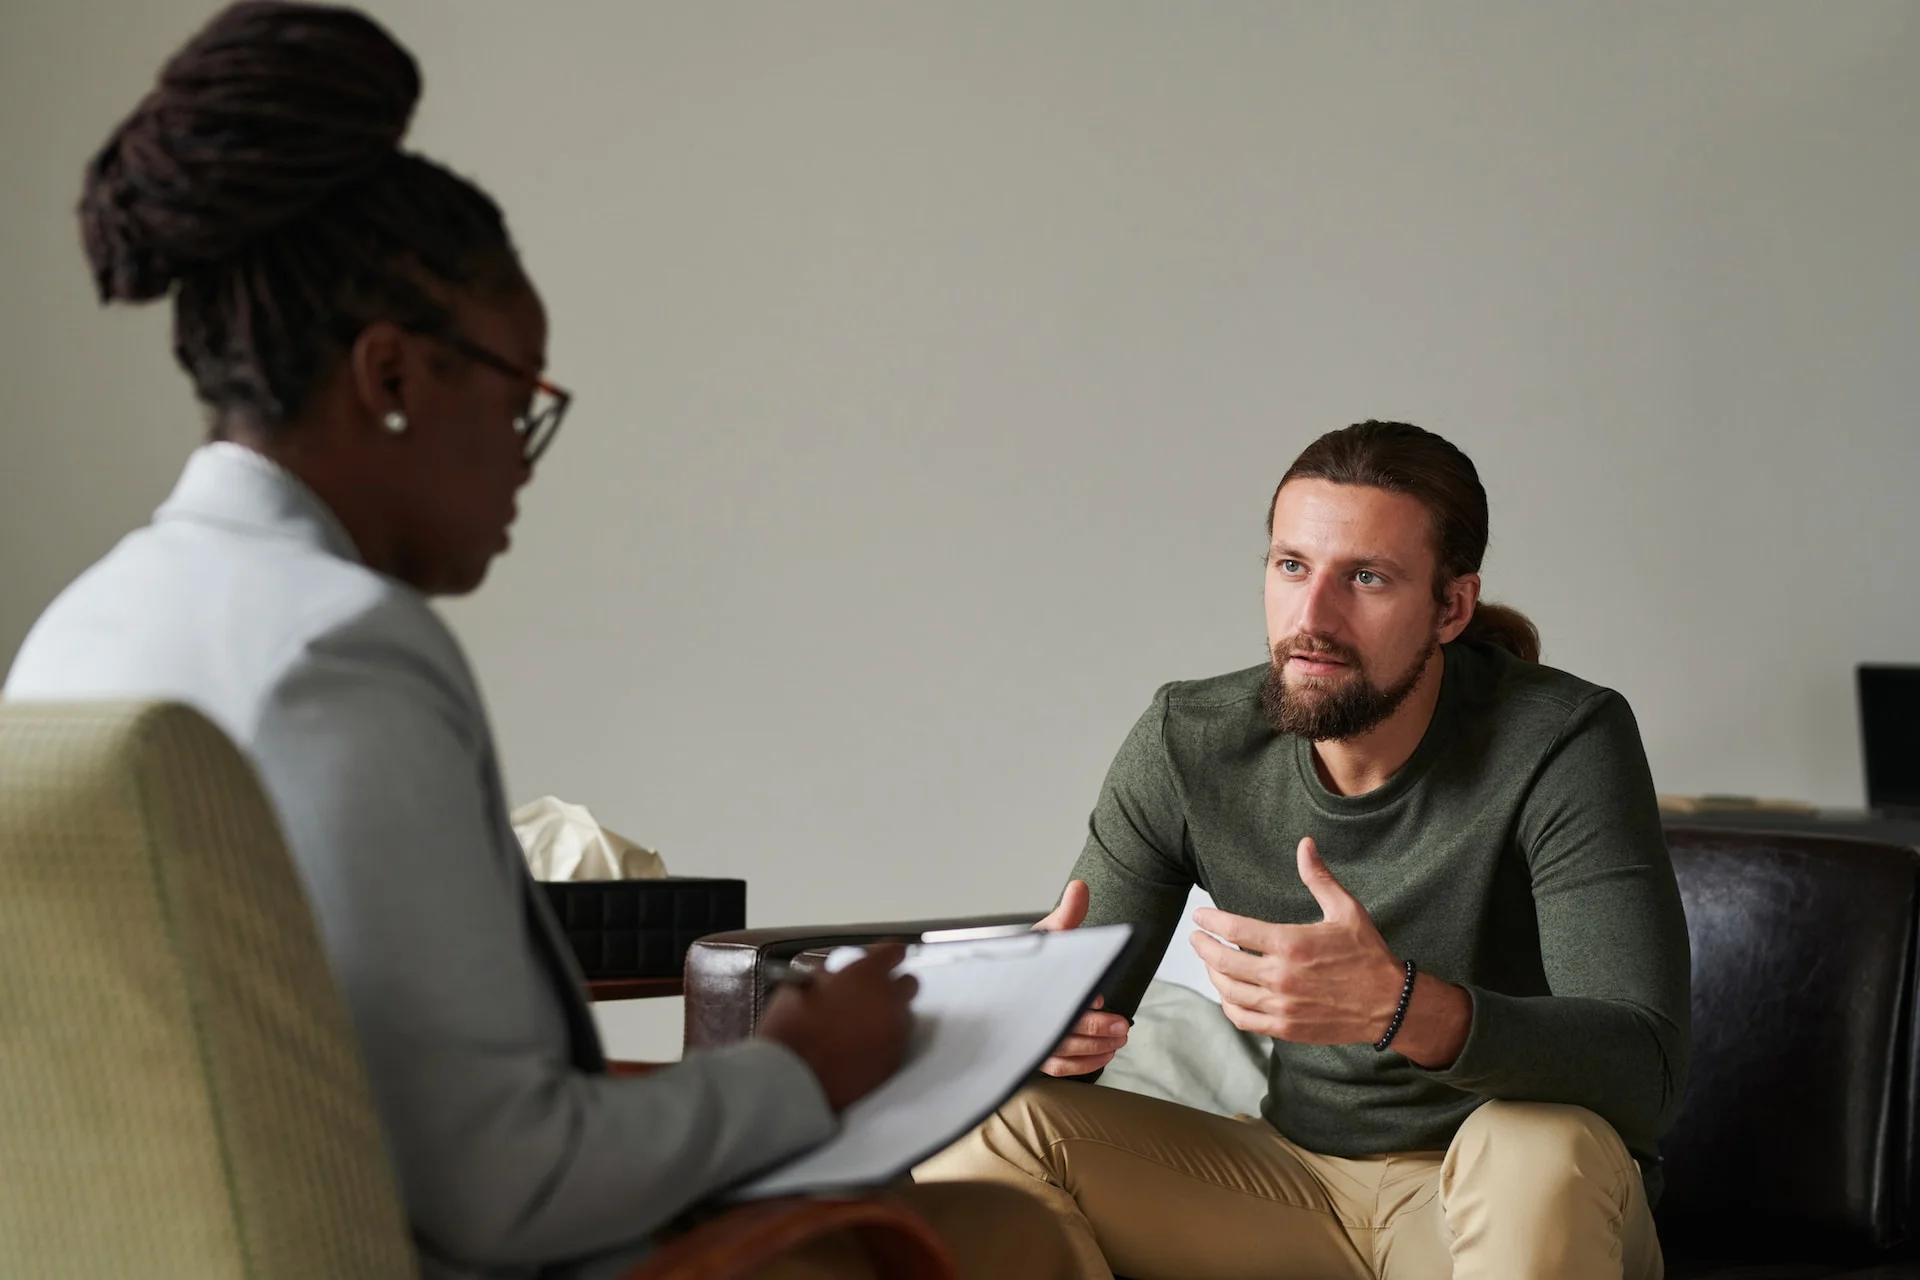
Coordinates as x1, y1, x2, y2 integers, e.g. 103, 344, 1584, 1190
382, 409, 408, 434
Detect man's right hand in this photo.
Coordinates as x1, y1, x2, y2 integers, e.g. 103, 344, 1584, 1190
757, 943, 918, 1112
1034, 879, 1131, 1077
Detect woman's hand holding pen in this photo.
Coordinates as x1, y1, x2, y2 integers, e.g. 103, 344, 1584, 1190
757, 943, 919, 1112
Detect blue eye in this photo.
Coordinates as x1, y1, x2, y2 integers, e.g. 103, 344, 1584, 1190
1355, 570, 1381, 586
1276, 559, 1303, 575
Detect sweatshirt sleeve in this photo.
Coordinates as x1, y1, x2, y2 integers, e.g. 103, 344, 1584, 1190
1067, 684, 1200, 1021
1418, 690, 1692, 1160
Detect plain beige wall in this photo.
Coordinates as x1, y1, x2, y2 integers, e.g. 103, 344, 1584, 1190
5, 2, 1918, 1058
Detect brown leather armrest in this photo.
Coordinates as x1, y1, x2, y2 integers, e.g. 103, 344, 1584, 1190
617, 1195, 957, 1280
683, 913, 1041, 1050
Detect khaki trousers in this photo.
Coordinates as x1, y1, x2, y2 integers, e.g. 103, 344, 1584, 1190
749, 1180, 1079, 1280
914, 1079, 1662, 1280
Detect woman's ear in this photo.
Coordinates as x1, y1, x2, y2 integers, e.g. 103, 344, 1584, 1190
348, 321, 411, 428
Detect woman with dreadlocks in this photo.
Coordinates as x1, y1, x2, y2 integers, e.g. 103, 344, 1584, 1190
5, 5, 1072, 1278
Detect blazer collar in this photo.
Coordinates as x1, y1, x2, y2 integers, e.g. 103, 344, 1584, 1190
155, 443, 364, 565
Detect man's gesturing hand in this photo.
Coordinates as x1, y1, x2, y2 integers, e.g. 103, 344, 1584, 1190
1191, 837, 1407, 1046
1034, 879, 1130, 1076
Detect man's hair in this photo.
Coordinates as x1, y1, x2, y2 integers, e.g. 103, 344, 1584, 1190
78, 0, 523, 430
1267, 420, 1541, 663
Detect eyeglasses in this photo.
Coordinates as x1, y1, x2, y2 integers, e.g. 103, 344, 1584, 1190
435, 333, 573, 465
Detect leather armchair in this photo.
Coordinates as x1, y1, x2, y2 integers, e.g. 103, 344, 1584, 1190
685, 827, 1920, 1279
625, 1198, 955, 1280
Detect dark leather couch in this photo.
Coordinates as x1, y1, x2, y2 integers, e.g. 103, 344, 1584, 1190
685, 827, 1920, 1277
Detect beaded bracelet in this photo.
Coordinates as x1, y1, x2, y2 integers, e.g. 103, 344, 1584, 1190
1373, 959, 1418, 1052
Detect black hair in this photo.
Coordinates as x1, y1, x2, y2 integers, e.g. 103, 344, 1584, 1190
78, 0, 523, 429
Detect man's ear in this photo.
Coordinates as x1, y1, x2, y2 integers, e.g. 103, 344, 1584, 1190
348, 321, 411, 426
1437, 573, 1482, 643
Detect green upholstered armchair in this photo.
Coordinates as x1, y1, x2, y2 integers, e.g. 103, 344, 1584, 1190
0, 702, 952, 1280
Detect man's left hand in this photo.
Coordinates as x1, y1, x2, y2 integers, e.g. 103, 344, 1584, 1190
1191, 836, 1407, 1045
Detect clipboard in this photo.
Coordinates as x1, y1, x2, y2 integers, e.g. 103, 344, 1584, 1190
726, 922, 1135, 1200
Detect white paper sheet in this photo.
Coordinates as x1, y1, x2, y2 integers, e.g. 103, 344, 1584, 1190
729, 923, 1134, 1199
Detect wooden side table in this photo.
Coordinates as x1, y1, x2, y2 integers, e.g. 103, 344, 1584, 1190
587, 976, 684, 1002
1662, 808, 1920, 848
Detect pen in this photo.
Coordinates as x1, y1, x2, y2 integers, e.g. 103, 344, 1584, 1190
759, 956, 810, 986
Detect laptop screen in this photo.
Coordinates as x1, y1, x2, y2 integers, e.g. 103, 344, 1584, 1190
1859, 665, 1920, 811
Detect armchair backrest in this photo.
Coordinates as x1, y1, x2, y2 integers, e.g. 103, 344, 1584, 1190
0, 702, 416, 1278
1660, 825, 1920, 1256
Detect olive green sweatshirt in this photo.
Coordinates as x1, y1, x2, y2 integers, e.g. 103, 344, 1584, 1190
1071, 641, 1691, 1203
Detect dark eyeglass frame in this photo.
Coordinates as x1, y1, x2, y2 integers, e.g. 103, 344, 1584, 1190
432, 332, 573, 465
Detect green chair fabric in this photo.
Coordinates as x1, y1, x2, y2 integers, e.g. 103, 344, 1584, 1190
0, 701, 416, 1278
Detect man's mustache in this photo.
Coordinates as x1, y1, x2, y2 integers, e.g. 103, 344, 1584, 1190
1271, 634, 1364, 668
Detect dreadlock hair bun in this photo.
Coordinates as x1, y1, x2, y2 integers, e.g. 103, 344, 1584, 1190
75, 1, 517, 428
81, 1, 420, 302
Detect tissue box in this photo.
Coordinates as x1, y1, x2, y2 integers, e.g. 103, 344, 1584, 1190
540, 877, 747, 979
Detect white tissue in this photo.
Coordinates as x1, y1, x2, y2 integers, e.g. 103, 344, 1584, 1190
510, 795, 667, 881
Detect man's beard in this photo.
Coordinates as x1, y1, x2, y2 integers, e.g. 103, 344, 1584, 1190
1259, 632, 1437, 742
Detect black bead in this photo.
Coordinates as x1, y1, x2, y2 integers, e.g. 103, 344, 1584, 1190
1374, 958, 1418, 1052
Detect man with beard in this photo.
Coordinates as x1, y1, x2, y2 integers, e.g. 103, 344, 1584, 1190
917, 421, 1690, 1280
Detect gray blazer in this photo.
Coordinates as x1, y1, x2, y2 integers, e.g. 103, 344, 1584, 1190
5, 444, 835, 1279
